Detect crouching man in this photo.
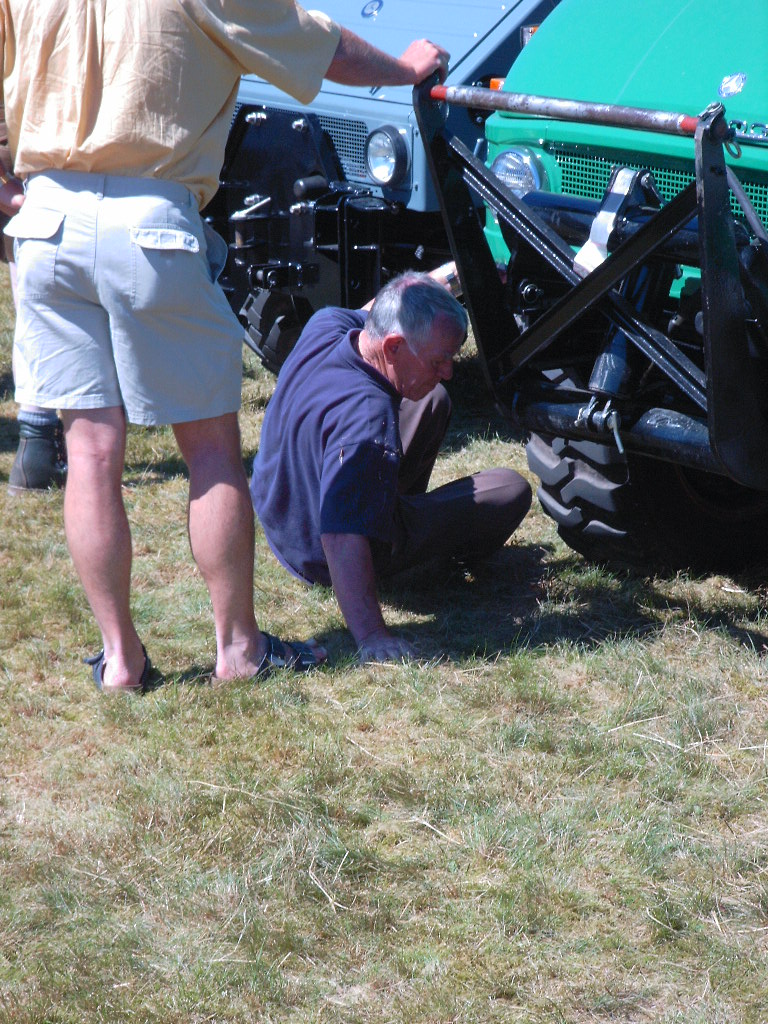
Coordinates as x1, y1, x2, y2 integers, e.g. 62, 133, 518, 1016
250, 271, 532, 662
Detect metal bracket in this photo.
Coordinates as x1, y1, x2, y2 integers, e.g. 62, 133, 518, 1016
575, 397, 625, 454
573, 167, 656, 277
696, 103, 768, 488
248, 261, 317, 290
230, 194, 271, 221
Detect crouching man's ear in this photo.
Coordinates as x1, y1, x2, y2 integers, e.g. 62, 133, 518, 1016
381, 333, 405, 363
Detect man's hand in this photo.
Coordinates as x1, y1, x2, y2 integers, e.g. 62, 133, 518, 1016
357, 628, 416, 665
0, 176, 23, 218
322, 531, 412, 661
429, 260, 461, 296
397, 39, 450, 83
326, 28, 449, 87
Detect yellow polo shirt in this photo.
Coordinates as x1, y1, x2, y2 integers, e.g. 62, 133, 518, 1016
0, 0, 340, 207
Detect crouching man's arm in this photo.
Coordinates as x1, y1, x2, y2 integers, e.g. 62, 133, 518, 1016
321, 532, 416, 663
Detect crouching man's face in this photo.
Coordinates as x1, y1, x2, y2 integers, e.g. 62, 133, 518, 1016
384, 313, 466, 402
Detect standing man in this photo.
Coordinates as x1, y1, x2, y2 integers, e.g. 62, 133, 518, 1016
0, 0, 450, 691
251, 272, 532, 663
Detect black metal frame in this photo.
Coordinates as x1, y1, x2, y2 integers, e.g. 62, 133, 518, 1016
208, 103, 454, 366
413, 81, 768, 490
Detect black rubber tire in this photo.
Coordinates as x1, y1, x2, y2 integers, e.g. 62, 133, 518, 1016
526, 432, 768, 573
241, 290, 313, 375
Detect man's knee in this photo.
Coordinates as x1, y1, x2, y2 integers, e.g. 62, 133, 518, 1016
475, 467, 532, 532
61, 407, 126, 473
397, 385, 453, 496
445, 467, 531, 558
173, 412, 242, 471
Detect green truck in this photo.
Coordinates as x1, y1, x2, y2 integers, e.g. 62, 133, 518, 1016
416, 0, 768, 571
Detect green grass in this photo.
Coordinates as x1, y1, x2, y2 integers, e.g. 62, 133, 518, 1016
2, 263, 768, 1022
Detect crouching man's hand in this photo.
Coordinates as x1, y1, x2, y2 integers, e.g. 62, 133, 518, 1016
357, 628, 416, 665
321, 532, 416, 665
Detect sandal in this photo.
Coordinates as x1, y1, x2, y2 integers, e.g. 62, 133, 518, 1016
211, 631, 325, 685
85, 645, 153, 694
257, 631, 324, 675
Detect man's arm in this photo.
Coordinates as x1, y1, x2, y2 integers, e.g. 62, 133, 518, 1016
325, 27, 449, 87
321, 531, 416, 662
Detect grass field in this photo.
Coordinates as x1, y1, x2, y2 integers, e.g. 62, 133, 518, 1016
2, 264, 768, 1023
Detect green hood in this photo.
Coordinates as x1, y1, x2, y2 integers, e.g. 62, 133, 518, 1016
505, 0, 767, 125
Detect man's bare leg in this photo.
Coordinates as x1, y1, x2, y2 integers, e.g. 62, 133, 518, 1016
173, 413, 324, 679
64, 409, 322, 685
173, 413, 265, 678
61, 407, 145, 688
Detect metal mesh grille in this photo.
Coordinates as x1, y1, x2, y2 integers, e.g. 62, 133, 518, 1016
317, 114, 369, 179
550, 143, 768, 222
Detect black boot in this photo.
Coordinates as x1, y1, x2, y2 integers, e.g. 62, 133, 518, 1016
8, 418, 67, 494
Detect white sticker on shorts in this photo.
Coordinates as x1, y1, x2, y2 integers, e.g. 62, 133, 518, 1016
130, 227, 200, 252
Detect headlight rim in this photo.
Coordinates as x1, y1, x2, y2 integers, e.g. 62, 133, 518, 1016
490, 145, 549, 197
364, 125, 409, 188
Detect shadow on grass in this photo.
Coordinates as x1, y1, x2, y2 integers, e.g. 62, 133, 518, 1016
0, 408, 19, 455
123, 453, 189, 484
378, 544, 768, 663
146, 647, 357, 691
123, 454, 258, 486
439, 354, 526, 455
156, 664, 213, 688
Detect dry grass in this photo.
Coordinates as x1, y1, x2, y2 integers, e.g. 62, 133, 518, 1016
2, 265, 768, 1023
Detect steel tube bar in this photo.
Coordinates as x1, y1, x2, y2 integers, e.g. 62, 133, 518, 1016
430, 84, 700, 137
513, 401, 720, 473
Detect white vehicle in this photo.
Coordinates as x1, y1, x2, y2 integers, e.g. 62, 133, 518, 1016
205, 0, 559, 370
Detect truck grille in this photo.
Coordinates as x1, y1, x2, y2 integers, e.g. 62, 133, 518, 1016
317, 115, 369, 180
550, 143, 768, 223
230, 101, 369, 181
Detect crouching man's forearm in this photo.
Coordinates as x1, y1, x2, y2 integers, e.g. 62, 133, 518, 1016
320, 532, 416, 663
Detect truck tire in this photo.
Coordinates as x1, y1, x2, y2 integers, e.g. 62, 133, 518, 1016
241, 290, 313, 376
526, 432, 768, 572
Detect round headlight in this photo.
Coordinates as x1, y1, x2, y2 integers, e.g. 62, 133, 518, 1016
365, 126, 409, 187
490, 147, 548, 197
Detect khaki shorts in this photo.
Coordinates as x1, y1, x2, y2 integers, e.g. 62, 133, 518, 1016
9, 170, 242, 426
